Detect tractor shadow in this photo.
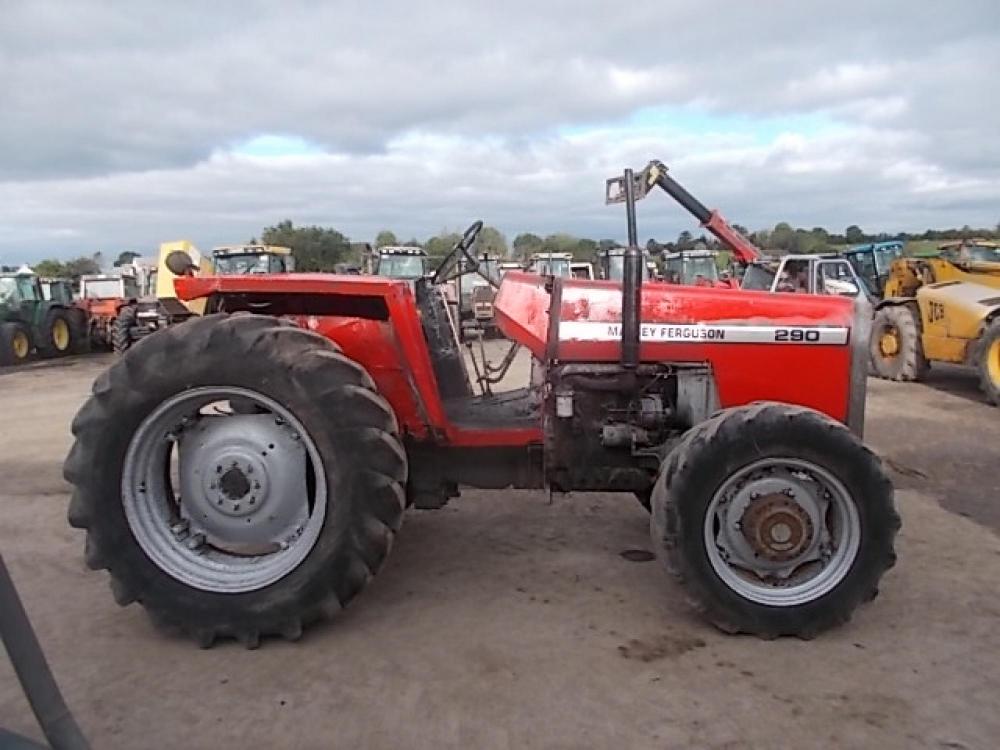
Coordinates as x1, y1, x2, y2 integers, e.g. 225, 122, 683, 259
919, 364, 991, 406
314, 490, 683, 638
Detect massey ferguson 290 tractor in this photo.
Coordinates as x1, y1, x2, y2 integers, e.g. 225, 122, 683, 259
65, 161, 898, 648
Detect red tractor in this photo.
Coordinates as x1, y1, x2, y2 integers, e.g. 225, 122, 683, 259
64, 161, 898, 647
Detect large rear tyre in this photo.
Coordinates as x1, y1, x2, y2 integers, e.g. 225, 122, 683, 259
111, 304, 137, 354
975, 318, 1000, 406
65, 314, 407, 647
650, 403, 899, 639
36, 308, 74, 358
0, 322, 31, 366
870, 304, 928, 381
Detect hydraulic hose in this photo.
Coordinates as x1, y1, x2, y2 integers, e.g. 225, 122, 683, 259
0, 554, 90, 750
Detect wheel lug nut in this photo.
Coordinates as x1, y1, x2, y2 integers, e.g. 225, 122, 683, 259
186, 533, 205, 550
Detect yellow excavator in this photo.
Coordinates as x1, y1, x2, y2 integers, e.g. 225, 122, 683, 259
870, 239, 1000, 405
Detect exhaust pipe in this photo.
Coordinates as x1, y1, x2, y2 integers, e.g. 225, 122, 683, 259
620, 168, 642, 369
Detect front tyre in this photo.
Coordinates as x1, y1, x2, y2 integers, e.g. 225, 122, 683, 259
650, 403, 899, 639
112, 304, 137, 354
65, 314, 407, 647
37, 308, 74, 358
975, 319, 1000, 406
870, 304, 928, 381
0, 322, 31, 365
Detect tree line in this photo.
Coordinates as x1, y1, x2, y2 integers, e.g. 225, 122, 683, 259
23, 219, 1000, 278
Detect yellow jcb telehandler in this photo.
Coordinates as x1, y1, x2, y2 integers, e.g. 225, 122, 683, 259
870, 242, 1000, 405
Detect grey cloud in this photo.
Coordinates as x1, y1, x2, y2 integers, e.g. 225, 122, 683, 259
1, 1, 997, 259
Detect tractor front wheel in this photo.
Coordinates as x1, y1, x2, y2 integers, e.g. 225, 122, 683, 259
870, 304, 928, 381
0, 322, 32, 366
976, 318, 1000, 406
650, 403, 899, 638
65, 313, 407, 647
37, 308, 74, 358
112, 305, 137, 354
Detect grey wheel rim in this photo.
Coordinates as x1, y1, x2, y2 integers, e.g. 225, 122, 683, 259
704, 457, 861, 607
122, 386, 328, 593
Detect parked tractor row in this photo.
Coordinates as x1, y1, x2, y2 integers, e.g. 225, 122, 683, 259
0, 243, 294, 365
0, 270, 86, 365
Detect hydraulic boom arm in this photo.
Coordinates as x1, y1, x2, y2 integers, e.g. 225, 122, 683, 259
606, 160, 762, 264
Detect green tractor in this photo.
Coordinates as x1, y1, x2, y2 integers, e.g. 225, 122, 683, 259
0, 270, 83, 366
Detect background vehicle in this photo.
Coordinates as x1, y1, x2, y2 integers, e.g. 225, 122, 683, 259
619, 163, 763, 277
113, 242, 297, 353
39, 277, 75, 305
741, 254, 871, 301
66, 161, 897, 648
113, 241, 209, 354
938, 239, 1000, 264
212, 244, 294, 274
596, 246, 653, 282
0, 270, 82, 365
662, 249, 727, 287
526, 252, 573, 276
456, 254, 502, 337
365, 245, 429, 279
843, 241, 904, 298
871, 254, 1000, 404
570, 261, 595, 280
79, 269, 145, 350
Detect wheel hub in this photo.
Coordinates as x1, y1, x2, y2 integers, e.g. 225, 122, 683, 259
13, 332, 29, 359
740, 493, 814, 562
208, 458, 268, 518
704, 459, 861, 607
879, 330, 899, 357
178, 413, 308, 552
53, 318, 69, 350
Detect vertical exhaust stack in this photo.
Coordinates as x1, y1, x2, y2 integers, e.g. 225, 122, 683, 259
620, 168, 642, 369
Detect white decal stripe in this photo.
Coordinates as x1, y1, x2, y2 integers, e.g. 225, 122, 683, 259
558, 321, 849, 345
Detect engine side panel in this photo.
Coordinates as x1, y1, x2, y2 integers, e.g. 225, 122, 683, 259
495, 274, 857, 422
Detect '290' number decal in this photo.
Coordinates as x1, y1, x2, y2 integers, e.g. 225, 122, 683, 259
774, 328, 822, 342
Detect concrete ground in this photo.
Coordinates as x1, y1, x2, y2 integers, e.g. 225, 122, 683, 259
1, 350, 999, 749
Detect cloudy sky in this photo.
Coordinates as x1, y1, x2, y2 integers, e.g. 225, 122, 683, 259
1, 1, 998, 263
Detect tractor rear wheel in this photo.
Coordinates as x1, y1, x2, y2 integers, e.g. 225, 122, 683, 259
0, 322, 32, 366
65, 313, 407, 647
112, 305, 137, 354
68, 307, 90, 354
650, 402, 899, 638
975, 318, 1000, 406
870, 304, 928, 381
37, 308, 74, 358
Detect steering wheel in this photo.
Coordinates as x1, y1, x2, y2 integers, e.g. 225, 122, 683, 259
432, 220, 485, 285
